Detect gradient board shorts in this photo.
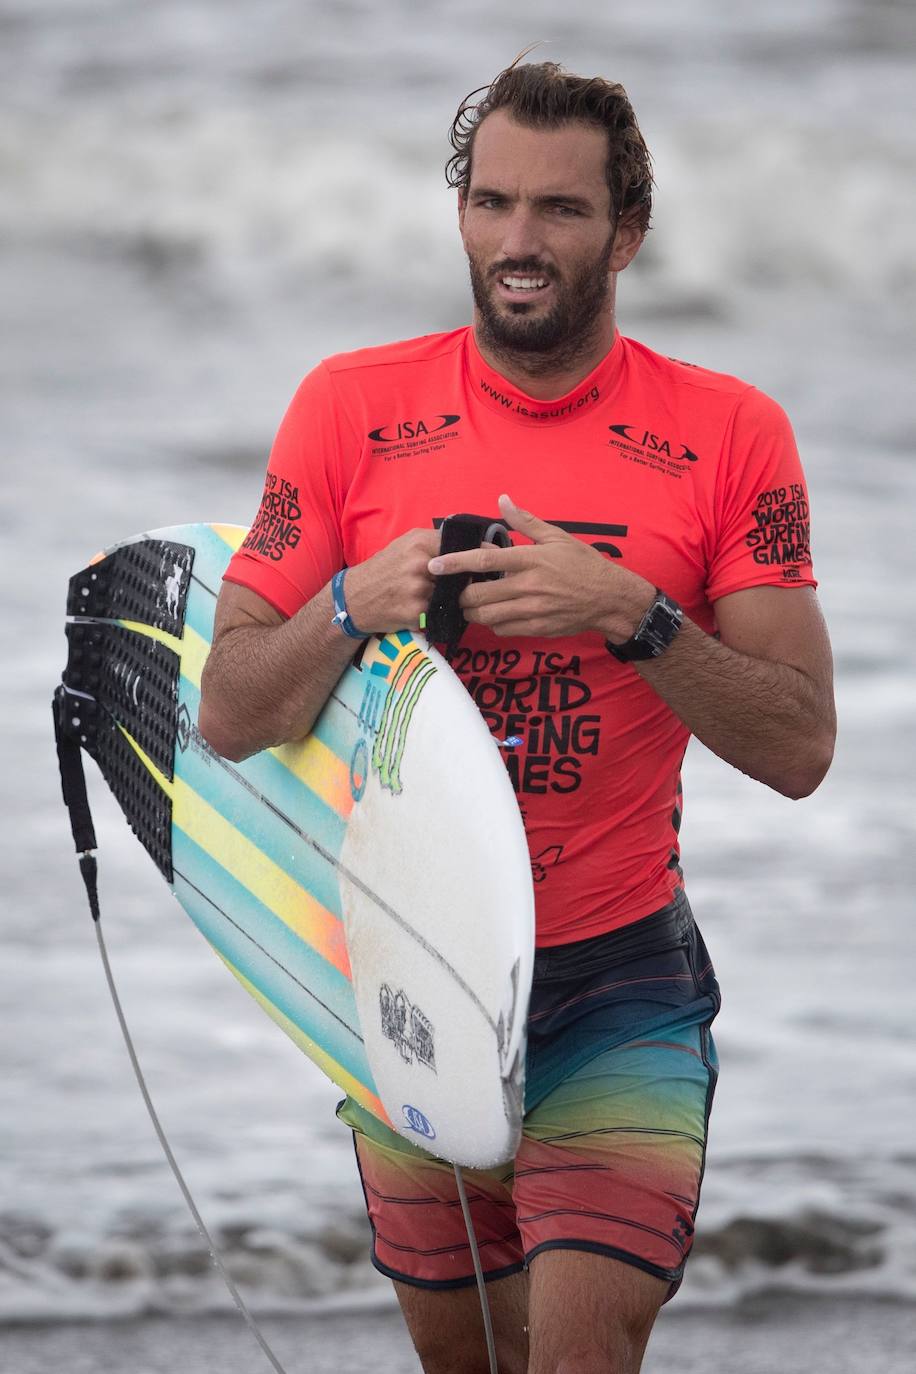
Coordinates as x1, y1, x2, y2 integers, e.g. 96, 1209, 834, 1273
337, 890, 720, 1295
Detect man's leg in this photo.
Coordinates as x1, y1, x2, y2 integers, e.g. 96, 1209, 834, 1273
527, 1250, 667, 1374
393, 1270, 529, 1374
510, 1011, 719, 1374
336, 1096, 528, 1372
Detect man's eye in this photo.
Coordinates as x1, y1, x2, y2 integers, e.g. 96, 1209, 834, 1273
552, 205, 581, 217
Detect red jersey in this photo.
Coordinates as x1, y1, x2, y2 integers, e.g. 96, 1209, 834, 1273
225, 327, 816, 945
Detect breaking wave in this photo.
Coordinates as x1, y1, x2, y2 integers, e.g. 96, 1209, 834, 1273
3, 1172, 915, 1325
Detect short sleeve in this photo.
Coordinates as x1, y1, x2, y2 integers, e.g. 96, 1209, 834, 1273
706, 387, 817, 602
223, 362, 354, 618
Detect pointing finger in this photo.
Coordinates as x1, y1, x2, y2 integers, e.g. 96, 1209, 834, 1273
498, 493, 565, 543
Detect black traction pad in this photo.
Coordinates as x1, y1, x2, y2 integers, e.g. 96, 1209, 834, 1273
58, 538, 195, 881
64, 622, 180, 781
66, 538, 194, 637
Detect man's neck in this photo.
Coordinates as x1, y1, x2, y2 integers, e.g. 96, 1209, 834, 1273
471, 311, 618, 400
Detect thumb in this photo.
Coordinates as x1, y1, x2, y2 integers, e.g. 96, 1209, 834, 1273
498, 492, 563, 543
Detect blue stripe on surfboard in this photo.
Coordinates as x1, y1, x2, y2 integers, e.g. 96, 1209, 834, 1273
311, 678, 364, 756
184, 584, 215, 645
172, 831, 373, 1088
309, 704, 355, 761
174, 681, 347, 917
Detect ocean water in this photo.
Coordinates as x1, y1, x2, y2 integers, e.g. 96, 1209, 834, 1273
2, 0, 916, 1329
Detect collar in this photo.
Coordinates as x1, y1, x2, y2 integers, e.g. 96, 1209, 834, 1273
465, 328, 623, 427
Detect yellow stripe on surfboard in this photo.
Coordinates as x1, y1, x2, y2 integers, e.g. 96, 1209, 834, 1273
118, 619, 209, 690
210, 523, 247, 552
118, 726, 351, 979
272, 737, 355, 821
215, 952, 389, 1125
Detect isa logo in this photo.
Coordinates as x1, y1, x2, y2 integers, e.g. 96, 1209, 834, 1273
403, 1104, 436, 1140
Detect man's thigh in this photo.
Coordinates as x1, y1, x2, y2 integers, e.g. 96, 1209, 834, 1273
527, 1249, 667, 1374
394, 1270, 529, 1374
516, 1017, 718, 1290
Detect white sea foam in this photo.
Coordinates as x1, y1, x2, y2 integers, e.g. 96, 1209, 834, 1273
2, 107, 914, 306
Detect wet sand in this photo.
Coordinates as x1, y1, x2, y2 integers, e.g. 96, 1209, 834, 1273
4, 1296, 915, 1373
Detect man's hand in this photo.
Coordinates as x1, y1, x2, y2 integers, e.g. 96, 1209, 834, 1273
345, 527, 443, 634
426, 494, 655, 640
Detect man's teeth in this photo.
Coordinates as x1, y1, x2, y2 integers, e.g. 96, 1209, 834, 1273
502, 276, 548, 291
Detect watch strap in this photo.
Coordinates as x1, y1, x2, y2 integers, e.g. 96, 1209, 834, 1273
606, 589, 683, 662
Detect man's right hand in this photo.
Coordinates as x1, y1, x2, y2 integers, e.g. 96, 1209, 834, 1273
344, 527, 443, 634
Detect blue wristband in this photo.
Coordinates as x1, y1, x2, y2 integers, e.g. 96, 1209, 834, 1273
330, 569, 369, 639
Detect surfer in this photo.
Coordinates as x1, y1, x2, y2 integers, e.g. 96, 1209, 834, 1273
199, 59, 836, 1374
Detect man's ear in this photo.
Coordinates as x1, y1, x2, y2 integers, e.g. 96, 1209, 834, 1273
610, 211, 645, 273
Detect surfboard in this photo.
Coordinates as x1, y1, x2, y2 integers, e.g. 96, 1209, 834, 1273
56, 523, 534, 1167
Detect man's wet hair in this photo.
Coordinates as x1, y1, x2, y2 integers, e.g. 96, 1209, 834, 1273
446, 60, 654, 234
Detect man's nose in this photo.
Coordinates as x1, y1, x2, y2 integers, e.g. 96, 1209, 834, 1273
499, 205, 545, 264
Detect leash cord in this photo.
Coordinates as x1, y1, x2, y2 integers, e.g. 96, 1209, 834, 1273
453, 1163, 499, 1374
93, 907, 290, 1374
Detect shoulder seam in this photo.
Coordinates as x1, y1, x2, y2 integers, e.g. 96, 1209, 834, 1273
324, 331, 466, 375
320, 359, 363, 450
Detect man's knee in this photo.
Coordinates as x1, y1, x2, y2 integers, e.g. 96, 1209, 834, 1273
409, 1329, 491, 1374
549, 1324, 652, 1374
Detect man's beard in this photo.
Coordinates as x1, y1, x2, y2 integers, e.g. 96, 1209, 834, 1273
467, 233, 615, 377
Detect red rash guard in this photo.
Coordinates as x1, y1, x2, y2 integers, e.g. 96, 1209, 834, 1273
225, 327, 817, 946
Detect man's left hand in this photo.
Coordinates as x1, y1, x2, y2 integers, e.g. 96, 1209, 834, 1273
427, 493, 655, 640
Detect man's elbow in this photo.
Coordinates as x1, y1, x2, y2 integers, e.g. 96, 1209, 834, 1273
774, 730, 836, 800
197, 699, 250, 763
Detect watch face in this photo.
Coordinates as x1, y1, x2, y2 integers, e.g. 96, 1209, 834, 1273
642, 607, 672, 651
607, 592, 683, 661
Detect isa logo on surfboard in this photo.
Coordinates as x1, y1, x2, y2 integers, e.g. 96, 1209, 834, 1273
403, 1104, 436, 1140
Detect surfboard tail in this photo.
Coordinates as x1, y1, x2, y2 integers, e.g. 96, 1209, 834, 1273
56, 537, 196, 879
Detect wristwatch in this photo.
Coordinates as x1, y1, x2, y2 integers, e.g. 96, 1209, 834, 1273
606, 589, 683, 662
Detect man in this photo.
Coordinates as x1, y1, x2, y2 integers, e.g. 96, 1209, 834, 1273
199, 60, 835, 1374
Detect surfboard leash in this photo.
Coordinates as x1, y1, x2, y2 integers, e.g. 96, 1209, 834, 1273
53, 687, 292, 1374
426, 514, 511, 650
453, 1164, 500, 1374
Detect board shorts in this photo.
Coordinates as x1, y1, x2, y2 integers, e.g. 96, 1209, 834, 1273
337, 889, 720, 1298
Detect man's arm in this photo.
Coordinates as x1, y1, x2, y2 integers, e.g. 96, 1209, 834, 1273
633, 585, 835, 799
199, 527, 441, 761
429, 494, 836, 800
198, 581, 357, 761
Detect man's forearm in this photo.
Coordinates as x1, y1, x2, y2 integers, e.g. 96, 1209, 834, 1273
635, 617, 835, 798
200, 528, 442, 761
199, 584, 359, 761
